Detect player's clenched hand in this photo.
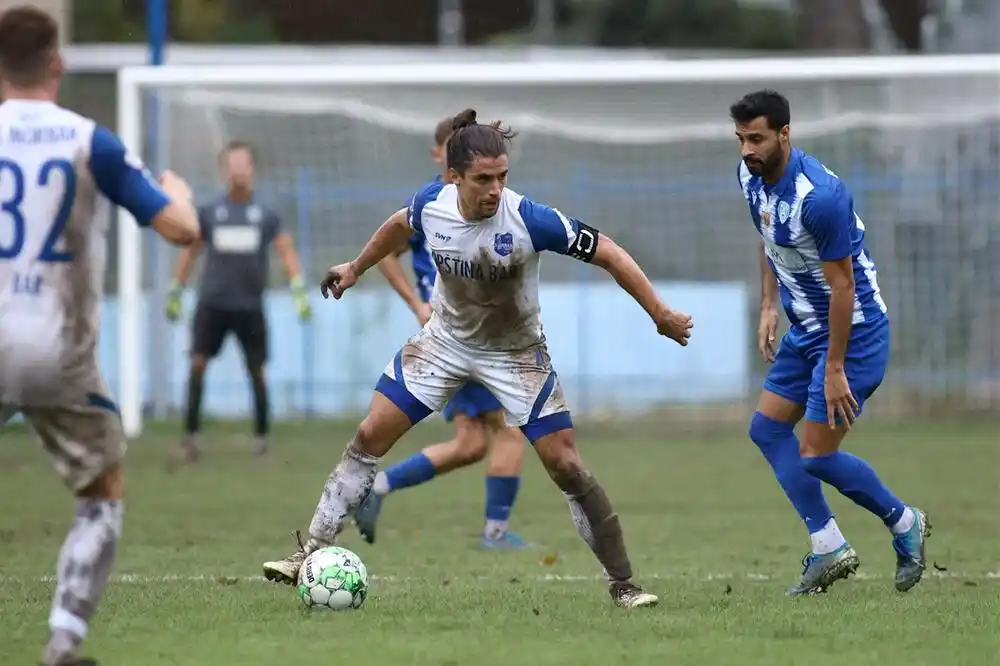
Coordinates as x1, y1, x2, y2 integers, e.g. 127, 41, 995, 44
655, 309, 693, 346
320, 262, 359, 300
824, 366, 859, 431
757, 306, 779, 362
158, 170, 193, 202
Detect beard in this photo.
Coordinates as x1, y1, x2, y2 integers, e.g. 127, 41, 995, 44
744, 150, 783, 179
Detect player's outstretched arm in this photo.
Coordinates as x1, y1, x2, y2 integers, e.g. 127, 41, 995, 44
320, 208, 412, 299
353, 208, 413, 275
590, 234, 693, 346
521, 197, 692, 345
153, 172, 200, 246
89, 126, 198, 246
378, 246, 430, 324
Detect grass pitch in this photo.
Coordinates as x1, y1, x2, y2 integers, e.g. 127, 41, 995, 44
1, 417, 998, 665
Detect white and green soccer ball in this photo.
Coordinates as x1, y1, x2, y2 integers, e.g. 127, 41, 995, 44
296, 546, 369, 610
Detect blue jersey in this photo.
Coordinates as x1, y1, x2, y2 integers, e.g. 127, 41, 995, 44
404, 174, 442, 302
738, 149, 888, 336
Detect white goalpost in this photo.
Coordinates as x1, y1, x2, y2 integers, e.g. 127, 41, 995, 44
116, 55, 1000, 438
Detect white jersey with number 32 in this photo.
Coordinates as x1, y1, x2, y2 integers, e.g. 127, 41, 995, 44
0, 99, 169, 406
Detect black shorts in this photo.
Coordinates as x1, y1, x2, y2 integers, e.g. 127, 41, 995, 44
191, 303, 268, 367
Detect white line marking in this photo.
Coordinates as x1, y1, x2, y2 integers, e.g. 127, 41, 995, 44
1, 571, 997, 585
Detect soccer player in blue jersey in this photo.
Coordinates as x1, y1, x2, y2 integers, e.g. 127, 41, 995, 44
264, 109, 695, 608
353, 117, 530, 549
0, 8, 199, 665
732, 90, 930, 596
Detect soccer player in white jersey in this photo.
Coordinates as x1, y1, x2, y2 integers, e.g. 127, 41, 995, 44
263, 109, 694, 608
0, 7, 200, 665
353, 115, 532, 550
732, 90, 930, 596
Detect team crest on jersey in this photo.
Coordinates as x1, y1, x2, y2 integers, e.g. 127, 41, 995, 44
777, 200, 791, 225
493, 232, 514, 257
247, 204, 262, 224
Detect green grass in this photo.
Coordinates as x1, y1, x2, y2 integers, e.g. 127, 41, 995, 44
1, 418, 998, 665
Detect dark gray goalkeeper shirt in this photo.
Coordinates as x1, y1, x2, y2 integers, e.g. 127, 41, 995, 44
196, 195, 282, 311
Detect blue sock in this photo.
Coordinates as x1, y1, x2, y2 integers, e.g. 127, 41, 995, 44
749, 412, 833, 534
485, 476, 520, 523
384, 452, 437, 492
802, 452, 906, 527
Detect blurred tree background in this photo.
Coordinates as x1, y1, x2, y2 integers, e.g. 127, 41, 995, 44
71, 0, 927, 51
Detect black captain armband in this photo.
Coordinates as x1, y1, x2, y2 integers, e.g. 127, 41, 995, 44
567, 221, 599, 262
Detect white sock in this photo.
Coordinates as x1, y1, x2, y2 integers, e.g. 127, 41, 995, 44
484, 519, 508, 541
372, 471, 390, 496
44, 499, 124, 666
810, 518, 847, 555
307, 444, 378, 544
890, 507, 916, 535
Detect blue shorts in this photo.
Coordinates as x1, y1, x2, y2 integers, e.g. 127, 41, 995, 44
441, 381, 504, 422
763, 319, 890, 424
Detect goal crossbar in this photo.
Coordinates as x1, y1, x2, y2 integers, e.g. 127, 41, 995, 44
118, 54, 1000, 89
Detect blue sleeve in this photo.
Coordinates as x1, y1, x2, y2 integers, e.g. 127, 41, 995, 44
801, 185, 854, 262
89, 125, 170, 227
406, 180, 445, 234
518, 197, 580, 254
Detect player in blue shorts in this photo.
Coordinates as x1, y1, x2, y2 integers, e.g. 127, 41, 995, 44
731, 90, 930, 596
353, 116, 530, 550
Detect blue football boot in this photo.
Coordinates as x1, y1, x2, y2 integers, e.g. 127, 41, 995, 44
479, 531, 532, 550
892, 507, 931, 592
786, 543, 860, 596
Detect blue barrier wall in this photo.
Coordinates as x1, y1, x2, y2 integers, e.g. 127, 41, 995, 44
101, 281, 748, 419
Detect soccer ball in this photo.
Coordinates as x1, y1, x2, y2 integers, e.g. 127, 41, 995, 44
296, 546, 369, 610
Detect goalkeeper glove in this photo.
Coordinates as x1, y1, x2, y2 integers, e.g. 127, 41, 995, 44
165, 280, 184, 322
292, 276, 312, 321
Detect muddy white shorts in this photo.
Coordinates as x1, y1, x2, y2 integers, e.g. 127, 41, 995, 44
1, 393, 126, 493
375, 321, 572, 442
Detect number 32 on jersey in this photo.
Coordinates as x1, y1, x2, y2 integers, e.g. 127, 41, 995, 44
0, 157, 76, 295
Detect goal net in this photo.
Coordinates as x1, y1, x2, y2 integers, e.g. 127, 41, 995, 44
116, 56, 1000, 437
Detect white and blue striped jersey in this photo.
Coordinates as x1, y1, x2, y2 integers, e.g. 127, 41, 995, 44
0, 99, 170, 406
738, 149, 888, 335
407, 181, 585, 351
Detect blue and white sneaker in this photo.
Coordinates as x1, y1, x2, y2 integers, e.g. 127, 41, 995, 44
893, 507, 931, 592
479, 532, 531, 550
786, 543, 860, 596
353, 491, 384, 545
